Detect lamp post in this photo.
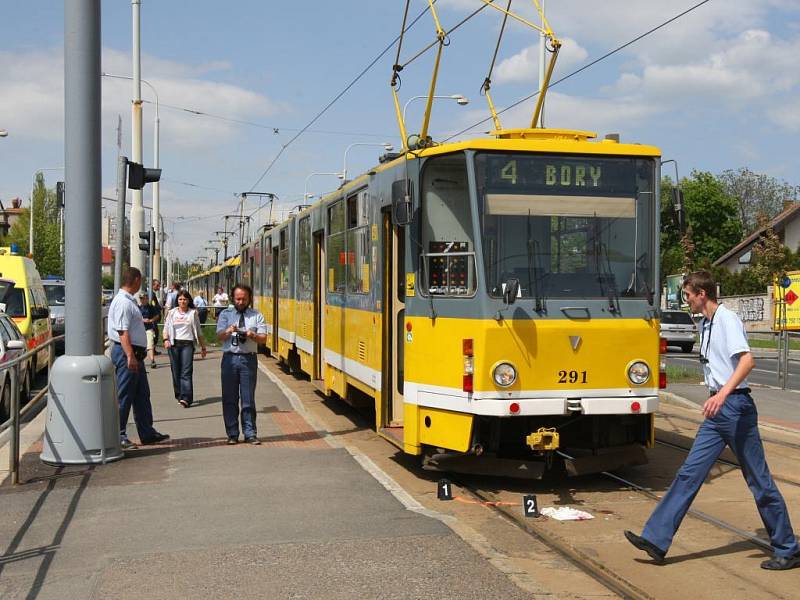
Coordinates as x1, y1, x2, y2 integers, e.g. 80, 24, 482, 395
304, 172, 343, 204
342, 142, 393, 182
30, 167, 64, 260
103, 72, 161, 286
402, 94, 468, 125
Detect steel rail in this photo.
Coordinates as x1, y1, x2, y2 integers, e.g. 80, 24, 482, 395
460, 482, 654, 600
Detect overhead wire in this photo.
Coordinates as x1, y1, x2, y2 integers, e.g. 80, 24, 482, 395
142, 99, 394, 139
444, 0, 714, 141
245, 2, 436, 193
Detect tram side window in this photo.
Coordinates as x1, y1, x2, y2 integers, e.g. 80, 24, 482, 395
279, 229, 290, 297
327, 200, 346, 293
420, 154, 476, 296
253, 244, 261, 295
263, 239, 273, 296
346, 190, 370, 294
297, 216, 312, 300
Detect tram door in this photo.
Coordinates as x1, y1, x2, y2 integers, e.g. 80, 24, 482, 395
381, 210, 405, 429
313, 231, 324, 380
272, 246, 279, 352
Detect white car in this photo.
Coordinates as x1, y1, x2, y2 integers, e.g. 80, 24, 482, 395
660, 309, 698, 352
0, 312, 28, 423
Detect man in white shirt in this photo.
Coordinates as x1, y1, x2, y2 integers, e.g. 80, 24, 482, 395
164, 282, 179, 311
107, 267, 170, 450
625, 271, 799, 570
212, 286, 229, 318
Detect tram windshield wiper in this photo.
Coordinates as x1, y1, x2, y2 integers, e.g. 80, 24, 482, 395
526, 209, 545, 313
596, 241, 619, 313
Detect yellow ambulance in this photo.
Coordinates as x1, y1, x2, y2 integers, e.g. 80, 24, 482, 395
0, 245, 52, 391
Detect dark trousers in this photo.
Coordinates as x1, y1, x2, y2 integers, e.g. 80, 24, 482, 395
198, 308, 208, 324
112, 343, 157, 441
221, 352, 257, 439
168, 343, 195, 405
642, 391, 800, 558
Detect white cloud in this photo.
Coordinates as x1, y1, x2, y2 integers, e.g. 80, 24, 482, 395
0, 47, 283, 151
495, 37, 588, 84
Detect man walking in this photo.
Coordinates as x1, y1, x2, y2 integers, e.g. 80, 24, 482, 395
216, 284, 266, 445
164, 282, 179, 311
108, 267, 170, 449
625, 271, 799, 570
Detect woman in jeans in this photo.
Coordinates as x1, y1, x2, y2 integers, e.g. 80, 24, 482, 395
163, 290, 207, 407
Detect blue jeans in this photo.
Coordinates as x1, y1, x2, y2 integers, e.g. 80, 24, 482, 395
112, 343, 157, 441
642, 391, 799, 558
221, 352, 257, 439
168, 343, 195, 405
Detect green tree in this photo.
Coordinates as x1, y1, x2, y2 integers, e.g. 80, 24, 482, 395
6, 173, 63, 276
681, 170, 742, 265
719, 167, 800, 234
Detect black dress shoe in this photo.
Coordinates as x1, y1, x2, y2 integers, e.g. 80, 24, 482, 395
245, 436, 261, 445
140, 432, 170, 445
761, 553, 800, 570
227, 437, 239, 445
624, 530, 666, 564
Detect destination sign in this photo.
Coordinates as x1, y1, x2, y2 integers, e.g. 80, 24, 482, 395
479, 154, 642, 197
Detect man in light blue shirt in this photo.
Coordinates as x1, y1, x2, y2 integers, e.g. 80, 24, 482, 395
108, 267, 170, 449
216, 284, 267, 444
626, 271, 799, 570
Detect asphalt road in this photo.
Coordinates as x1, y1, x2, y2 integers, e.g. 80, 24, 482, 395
665, 347, 800, 390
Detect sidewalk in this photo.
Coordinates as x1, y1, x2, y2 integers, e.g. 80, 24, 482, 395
664, 382, 800, 431
0, 351, 530, 600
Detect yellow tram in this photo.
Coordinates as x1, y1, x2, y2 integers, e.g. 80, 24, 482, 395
240, 3, 665, 476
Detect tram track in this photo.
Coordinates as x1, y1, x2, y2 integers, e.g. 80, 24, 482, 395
453, 445, 784, 600
656, 411, 800, 451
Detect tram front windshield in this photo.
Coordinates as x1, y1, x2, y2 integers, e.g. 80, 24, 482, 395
475, 153, 656, 301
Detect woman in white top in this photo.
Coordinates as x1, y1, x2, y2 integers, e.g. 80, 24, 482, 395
163, 290, 207, 407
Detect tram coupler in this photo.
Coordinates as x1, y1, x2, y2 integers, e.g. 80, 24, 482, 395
526, 427, 560, 452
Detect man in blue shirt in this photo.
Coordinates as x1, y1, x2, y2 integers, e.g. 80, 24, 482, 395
625, 271, 799, 570
216, 284, 267, 445
108, 267, 169, 449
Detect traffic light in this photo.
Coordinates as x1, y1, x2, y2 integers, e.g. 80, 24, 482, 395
138, 229, 154, 253
127, 161, 162, 190
56, 181, 65, 208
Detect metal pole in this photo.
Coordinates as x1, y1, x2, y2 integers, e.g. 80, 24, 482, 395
65, 0, 102, 355
537, 0, 546, 127
114, 155, 127, 292
9, 364, 19, 484
129, 0, 145, 272
152, 111, 161, 289
29, 173, 41, 258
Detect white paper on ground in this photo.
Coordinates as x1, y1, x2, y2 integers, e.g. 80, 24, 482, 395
540, 507, 594, 521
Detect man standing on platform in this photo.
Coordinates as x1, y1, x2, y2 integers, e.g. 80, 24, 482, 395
216, 284, 266, 445
108, 267, 170, 449
625, 271, 799, 570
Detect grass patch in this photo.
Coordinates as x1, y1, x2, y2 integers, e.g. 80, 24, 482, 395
666, 364, 704, 384
748, 337, 800, 350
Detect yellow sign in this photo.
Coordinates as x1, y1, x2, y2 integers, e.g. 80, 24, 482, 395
405, 272, 416, 297
773, 270, 800, 331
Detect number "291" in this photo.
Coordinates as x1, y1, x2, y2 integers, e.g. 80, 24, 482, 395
558, 370, 587, 384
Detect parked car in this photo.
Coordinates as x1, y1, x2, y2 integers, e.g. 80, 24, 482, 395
660, 309, 698, 352
43, 278, 66, 354
0, 246, 53, 389
0, 312, 31, 423
102, 288, 114, 305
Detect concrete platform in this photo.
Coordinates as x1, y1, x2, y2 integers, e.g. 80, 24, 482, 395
0, 350, 531, 599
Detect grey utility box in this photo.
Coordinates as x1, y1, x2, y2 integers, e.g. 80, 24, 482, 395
41, 355, 123, 465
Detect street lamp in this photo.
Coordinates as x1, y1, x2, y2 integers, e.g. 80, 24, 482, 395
102, 72, 162, 285
402, 94, 469, 125
342, 142, 393, 182
304, 172, 343, 204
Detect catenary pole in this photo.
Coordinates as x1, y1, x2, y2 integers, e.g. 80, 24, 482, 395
64, 0, 101, 354
129, 0, 145, 272
113, 155, 127, 292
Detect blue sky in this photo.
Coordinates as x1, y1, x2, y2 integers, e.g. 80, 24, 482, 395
1, 1, 799, 263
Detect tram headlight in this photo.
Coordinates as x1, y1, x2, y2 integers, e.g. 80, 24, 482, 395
627, 361, 650, 385
492, 362, 517, 387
